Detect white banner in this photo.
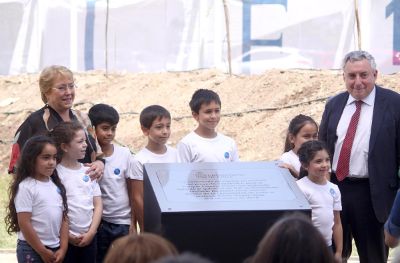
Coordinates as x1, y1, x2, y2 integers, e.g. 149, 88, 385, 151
0, 0, 399, 75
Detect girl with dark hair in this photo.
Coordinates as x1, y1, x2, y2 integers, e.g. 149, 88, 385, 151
50, 121, 102, 263
5, 135, 68, 263
296, 140, 343, 262
279, 114, 318, 178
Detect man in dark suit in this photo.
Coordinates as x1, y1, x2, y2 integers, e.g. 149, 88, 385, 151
319, 50, 400, 263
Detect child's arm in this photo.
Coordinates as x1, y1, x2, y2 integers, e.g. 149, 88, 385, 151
130, 179, 144, 232
126, 178, 137, 233
78, 196, 102, 247
278, 162, 299, 178
17, 212, 55, 263
332, 210, 343, 262
54, 215, 68, 263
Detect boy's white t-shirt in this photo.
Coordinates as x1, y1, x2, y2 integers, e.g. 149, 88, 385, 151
279, 150, 301, 173
296, 176, 342, 246
15, 177, 64, 248
132, 145, 178, 180
57, 163, 101, 236
100, 144, 135, 225
177, 131, 239, 163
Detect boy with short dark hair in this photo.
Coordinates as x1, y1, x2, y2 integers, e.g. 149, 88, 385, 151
177, 89, 239, 162
88, 103, 141, 263
132, 105, 178, 230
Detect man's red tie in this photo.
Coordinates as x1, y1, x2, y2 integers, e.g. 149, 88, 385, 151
336, 100, 363, 181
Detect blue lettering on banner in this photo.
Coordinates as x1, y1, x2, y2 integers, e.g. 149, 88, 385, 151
85, 0, 96, 70
242, 0, 287, 62
386, 0, 400, 65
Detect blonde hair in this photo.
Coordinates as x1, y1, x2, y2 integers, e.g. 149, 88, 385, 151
104, 233, 178, 263
39, 65, 73, 103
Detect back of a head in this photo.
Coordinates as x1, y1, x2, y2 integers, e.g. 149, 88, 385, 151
104, 233, 178, 263
250, 213, 334, 263
153, 252, 214, 263
139, 105, 171, 129
189, 89, 221, 114
88, 103, 119, 127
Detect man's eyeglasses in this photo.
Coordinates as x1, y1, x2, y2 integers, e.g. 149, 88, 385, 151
53, 83, 76, 92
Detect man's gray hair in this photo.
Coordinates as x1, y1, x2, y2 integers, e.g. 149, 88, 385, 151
342, 50, 376, 70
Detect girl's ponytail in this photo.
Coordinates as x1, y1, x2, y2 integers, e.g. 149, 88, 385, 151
51, 170, 68, 217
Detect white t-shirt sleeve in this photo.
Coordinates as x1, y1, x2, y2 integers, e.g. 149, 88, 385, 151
279, 152, 291, 163
296, 179, 308, 200
92, 181, 102, 197
231, 140, 240, 161
279, 150, 301, 173
15, 183, 33, 213
331, 184, 342, 211
131, 156, 144, 180
124, 152, 138, 180
177, 139, 192, 163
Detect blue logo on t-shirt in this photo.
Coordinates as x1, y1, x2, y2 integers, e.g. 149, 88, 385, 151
329, 188, 336, 197
114, 168, 121, 175
224, 152, 230, 159
82, 175, 90, 182
56, 187, 61, 194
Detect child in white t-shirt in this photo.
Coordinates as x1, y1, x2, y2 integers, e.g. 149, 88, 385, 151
279, 114, 318, 178
88, 103, 140, 263
133, 105, 178, 230
6, 135, 68, 263
177, 89, 239, 162
50, 122, 102, 263
296, 140, 343, 262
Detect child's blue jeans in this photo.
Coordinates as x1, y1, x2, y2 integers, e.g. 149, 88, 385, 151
64, 234, 97, 263
16, 239, 59, 263
96, 220, 130, 263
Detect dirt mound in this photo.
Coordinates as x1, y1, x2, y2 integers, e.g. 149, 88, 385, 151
1, 69, 399, 173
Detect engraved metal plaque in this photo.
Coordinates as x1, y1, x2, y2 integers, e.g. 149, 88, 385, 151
144, 161, 310, 263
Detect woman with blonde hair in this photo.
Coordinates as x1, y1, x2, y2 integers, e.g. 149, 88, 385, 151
8, 65, 103, 178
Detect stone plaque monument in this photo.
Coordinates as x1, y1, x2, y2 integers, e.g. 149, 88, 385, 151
144, 161, 310, 263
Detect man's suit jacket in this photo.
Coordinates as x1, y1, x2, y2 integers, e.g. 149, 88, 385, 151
319, 85, 400, 223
